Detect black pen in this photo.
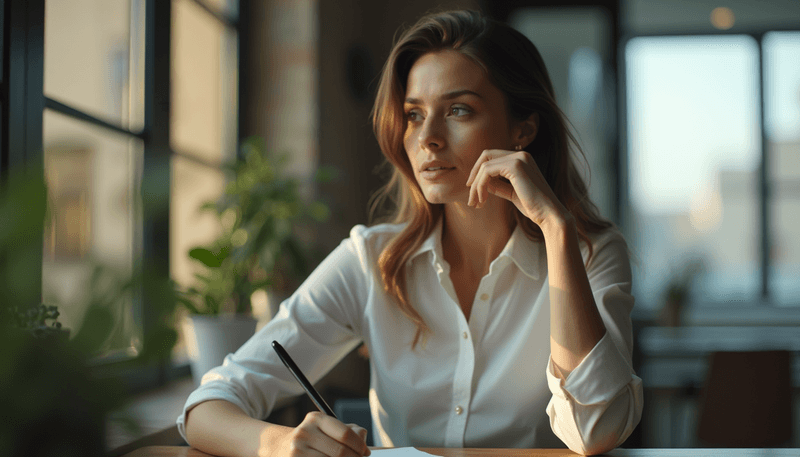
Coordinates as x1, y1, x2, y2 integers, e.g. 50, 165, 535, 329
272, 340, 338, 418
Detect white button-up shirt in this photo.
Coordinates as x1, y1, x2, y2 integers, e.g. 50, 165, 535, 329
177, 221, 643, 454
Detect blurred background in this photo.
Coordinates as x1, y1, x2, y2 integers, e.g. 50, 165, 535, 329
2, 0, 800, 453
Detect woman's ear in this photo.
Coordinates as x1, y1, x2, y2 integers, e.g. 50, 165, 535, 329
519, 113, 539, 148
515, 112, 539, 149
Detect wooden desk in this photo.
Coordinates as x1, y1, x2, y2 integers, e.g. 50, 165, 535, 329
124, 446, 800, 456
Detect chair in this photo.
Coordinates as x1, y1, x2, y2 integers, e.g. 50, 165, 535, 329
696, 350, 793, 447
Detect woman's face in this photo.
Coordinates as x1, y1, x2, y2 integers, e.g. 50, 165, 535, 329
403, 49, 519, 206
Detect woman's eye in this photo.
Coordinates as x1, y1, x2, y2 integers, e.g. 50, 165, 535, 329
450, 106, 470, 116
406, 110, 421, 121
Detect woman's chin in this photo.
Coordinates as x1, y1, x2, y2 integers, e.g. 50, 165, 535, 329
422, 190, 465, 206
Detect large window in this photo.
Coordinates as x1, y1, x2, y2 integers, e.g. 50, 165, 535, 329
764, 32, 800, 305
42, 0, 145, 352
33, 0, 239, 368
625, 31, 800, 309
170, 0, 239, 362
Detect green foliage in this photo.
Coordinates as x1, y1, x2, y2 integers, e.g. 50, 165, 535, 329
177, 136, 333, 315
7, 303, 63, 339
0, 169, 180, 456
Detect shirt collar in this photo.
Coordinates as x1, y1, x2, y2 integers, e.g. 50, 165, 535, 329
408, 217, 446, 267
499, 223, 541, 280
407, 218, 541, 280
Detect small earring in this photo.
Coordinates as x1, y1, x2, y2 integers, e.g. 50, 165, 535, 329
515, 145, 522, 151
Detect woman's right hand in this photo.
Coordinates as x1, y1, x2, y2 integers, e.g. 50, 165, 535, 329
271, 411, 371, 457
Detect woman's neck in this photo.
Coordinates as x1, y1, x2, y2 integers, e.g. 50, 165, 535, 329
441, 195, 514, 276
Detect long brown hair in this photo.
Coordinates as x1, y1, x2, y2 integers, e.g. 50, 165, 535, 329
370, 10, 612, 348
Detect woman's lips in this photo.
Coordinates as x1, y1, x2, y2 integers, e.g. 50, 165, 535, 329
420, 167, 456, 180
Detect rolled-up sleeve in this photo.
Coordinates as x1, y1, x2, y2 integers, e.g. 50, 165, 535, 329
176, 226, 373, 442
545, 230, 643, 455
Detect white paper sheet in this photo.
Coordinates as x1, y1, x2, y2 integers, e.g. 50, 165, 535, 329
371, 448, 439, 456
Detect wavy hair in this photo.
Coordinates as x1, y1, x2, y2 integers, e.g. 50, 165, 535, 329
369, 10, 612, 348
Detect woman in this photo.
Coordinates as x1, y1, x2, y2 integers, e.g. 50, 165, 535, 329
180, 9, 642, 457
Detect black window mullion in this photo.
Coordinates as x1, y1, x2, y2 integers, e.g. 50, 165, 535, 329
1, 0, 44, 308
3, 0, 44, 174
44, 97, 146, 140
173, 149, 226, 170
237, 0, 249, 149
141, 0, 172, 385
23, 0, 43, 172
756, 32, 771, 302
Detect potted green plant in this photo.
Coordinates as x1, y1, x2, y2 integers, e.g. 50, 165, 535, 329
1, 171, 179, 456
659, 256, 706, 327
177, 136, 333, 385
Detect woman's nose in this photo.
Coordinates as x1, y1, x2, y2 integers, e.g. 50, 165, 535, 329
419, 117, 445, 151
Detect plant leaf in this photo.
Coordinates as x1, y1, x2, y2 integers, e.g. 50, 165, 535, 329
204, 295, 220, 314
198, 201, 218, 213
176, 297, 202, 314
189, 248, 222, 268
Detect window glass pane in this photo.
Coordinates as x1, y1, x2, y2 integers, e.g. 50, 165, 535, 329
170, 155, 225, 288
44, 0, 145, 130
170, 155, 226, 360
765, 31, 800, 306
171, 0, 238, 164
42, 110, 141, 354
626, 36, 761, 309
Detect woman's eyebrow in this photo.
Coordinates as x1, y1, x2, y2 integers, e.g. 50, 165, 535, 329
405, 89, 483, 105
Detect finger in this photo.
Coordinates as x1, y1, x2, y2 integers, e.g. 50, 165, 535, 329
290, 439, 328, 457
289, 424, 335, 457
473, 157, 516, 206
466, 149, 510, 187
305, 433, 363, 457
487, 179, 516, 202
468, 154, 496, 206
314, 414, 371, 456
348, 424, 369, 442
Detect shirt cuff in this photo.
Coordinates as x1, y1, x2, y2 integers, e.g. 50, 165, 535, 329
546, 332, 634, 405
175, 381, 254, 442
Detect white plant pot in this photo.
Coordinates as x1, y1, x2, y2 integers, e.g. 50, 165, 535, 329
184, 314, 257, 387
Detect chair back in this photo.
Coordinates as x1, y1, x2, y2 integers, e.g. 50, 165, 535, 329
696, 350, 792, 447
334, 398, 373, 446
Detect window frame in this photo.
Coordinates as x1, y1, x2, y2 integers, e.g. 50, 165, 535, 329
618, 25, 800, 308
0, 0, 245, 392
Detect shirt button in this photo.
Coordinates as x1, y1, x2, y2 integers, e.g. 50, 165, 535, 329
455, 405, 463, 415
462, 331, 468, 339
479, 293, 489, 301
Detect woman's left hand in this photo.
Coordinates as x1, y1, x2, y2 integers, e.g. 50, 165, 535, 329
466, 148, 568, 228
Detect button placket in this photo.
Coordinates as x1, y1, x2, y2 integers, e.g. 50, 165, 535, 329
470, 260, 507, 343
445, 319, 475, 447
